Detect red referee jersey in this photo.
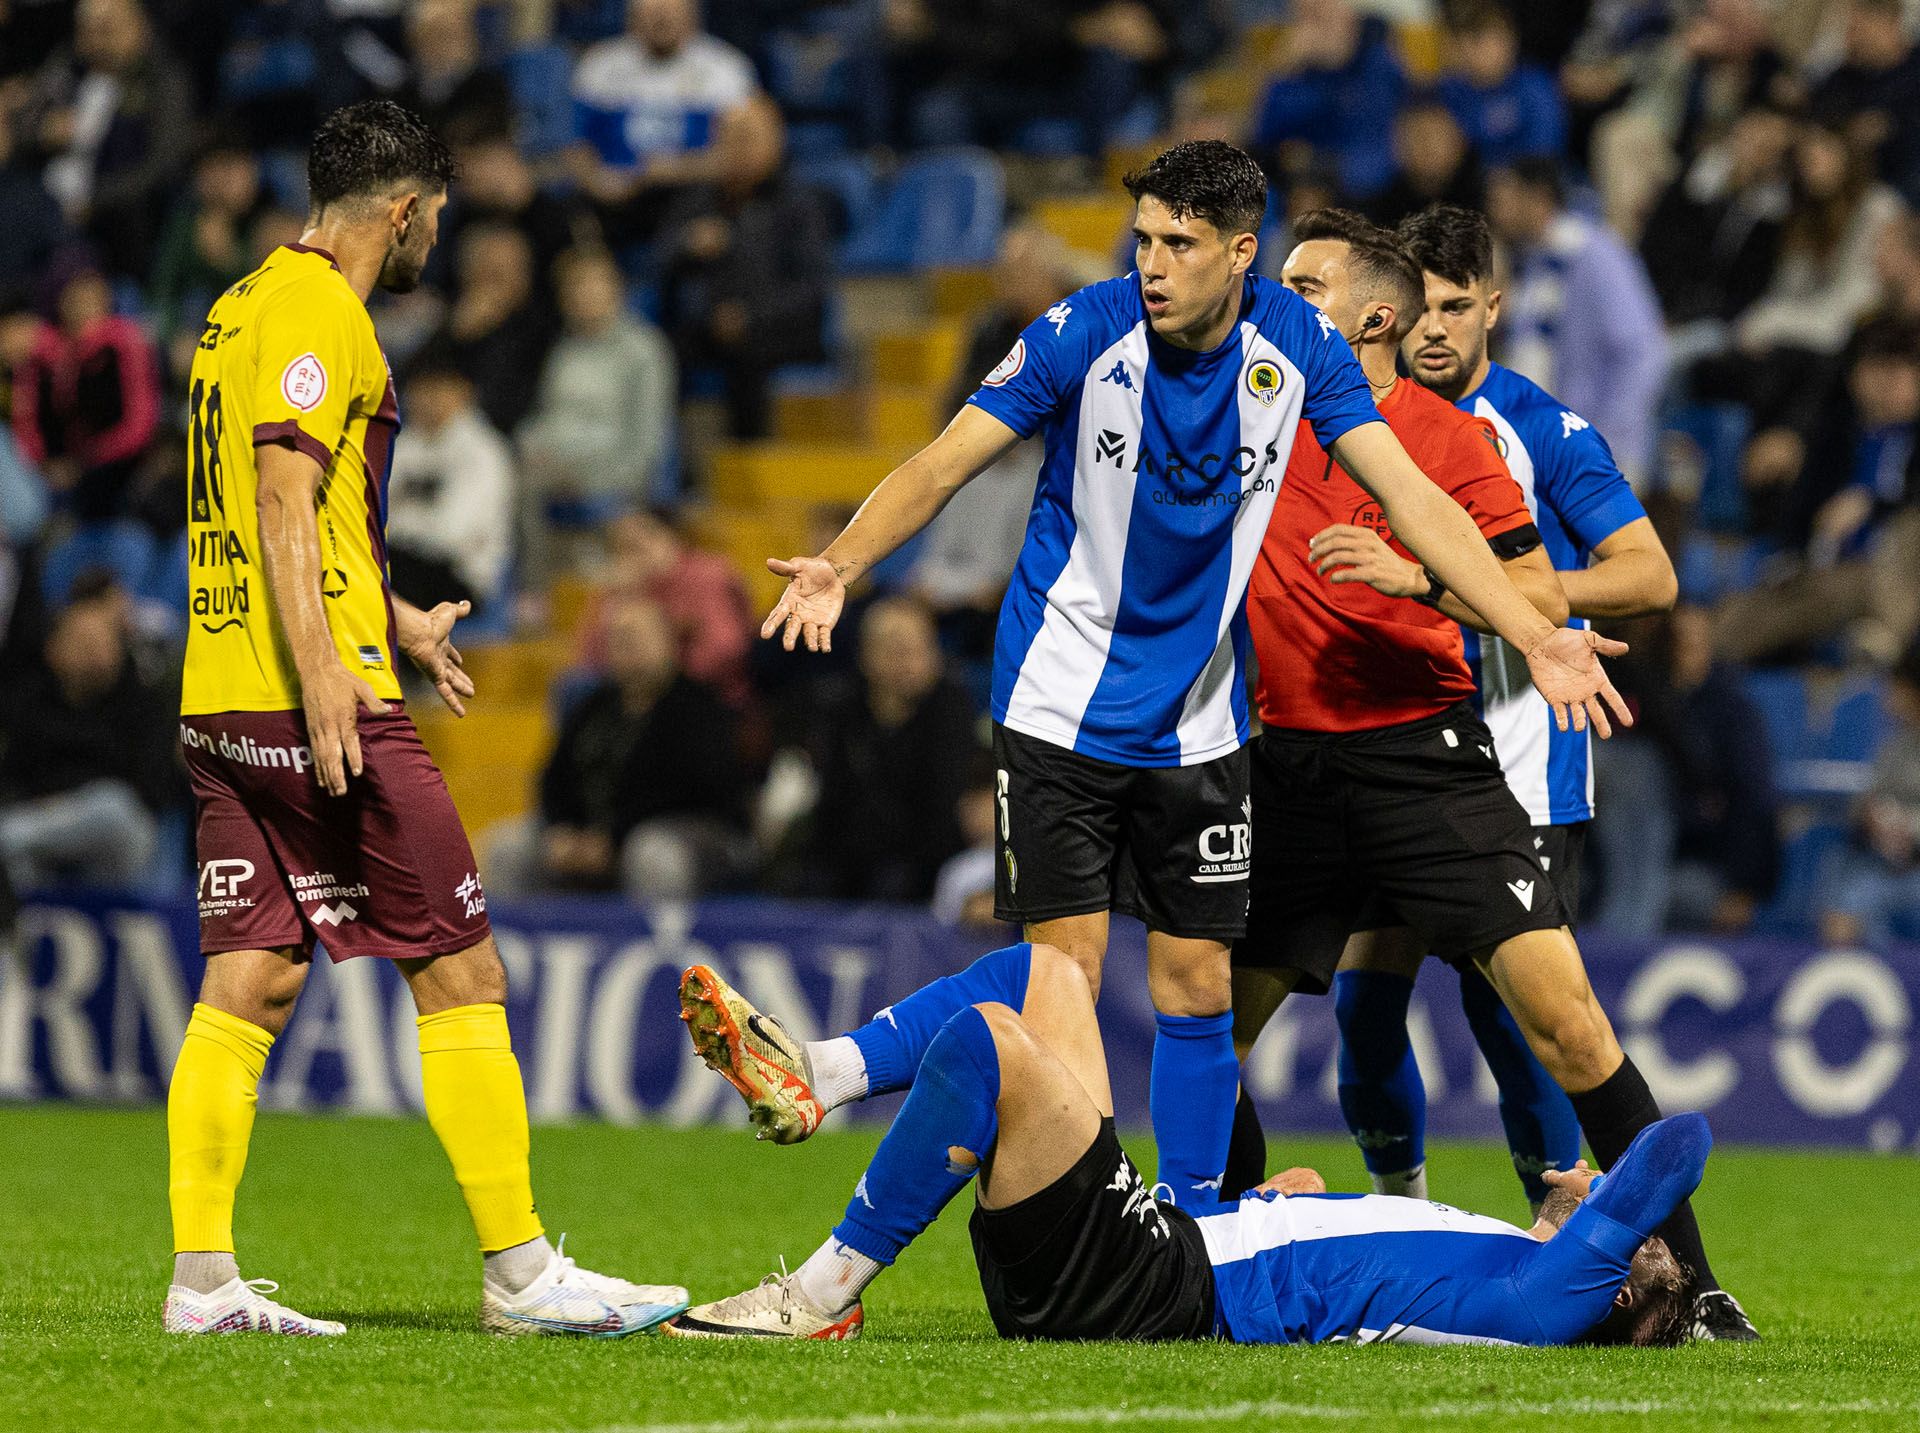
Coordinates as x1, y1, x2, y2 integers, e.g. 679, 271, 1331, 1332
1250, 376, 1536, 733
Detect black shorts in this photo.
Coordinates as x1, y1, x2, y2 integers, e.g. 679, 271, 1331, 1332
1534, 820, 1588, 928
1356, 818, 1591, 952
992, 723, 1250, 941
970, 1119, 1216, 1342
1235, 703, 1567, 994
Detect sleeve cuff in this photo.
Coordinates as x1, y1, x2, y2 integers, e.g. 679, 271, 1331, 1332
1572, 490, 1650, 549
965, 392, 1036, 442
252, 420, 332, 470
1311, 410, 1381, 450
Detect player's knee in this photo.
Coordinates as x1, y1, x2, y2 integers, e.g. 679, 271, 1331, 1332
1027, 942, 1095, 1010
1149, 950, 1232, 1017
1041, 940, 1104, 1001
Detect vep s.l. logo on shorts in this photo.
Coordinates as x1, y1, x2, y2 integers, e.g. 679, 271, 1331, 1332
197, 858, 256, 919
280, 353, 328, 411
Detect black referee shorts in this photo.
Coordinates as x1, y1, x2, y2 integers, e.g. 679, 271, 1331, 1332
1235, 703, 1567, 994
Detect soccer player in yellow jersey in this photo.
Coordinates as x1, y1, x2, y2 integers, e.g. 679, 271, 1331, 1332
163, 101, 688, 1338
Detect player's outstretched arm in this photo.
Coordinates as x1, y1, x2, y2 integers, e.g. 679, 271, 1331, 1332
256, 441, 388, 795
1559, 517, 1678, 620
393, 593, 477, 716
1330, 421, 1631, 737
761, 404, 1021, 653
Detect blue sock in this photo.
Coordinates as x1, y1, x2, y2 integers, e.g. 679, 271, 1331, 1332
1150, 1010, 1237, 1208
848, 943, 1031, 1096
1333, 970, 1426, 1179
833, 1005, 1001, 1264
1458, 965, 1583, 1207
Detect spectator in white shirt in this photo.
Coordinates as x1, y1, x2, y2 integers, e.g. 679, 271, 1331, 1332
566, 0, 777, 244
385, 348, 515, 617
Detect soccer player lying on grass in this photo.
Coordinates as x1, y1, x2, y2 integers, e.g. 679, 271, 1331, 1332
666, 944, 1700, 1346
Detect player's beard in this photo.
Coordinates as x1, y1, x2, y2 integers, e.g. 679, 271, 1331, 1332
377, 231, 430, 294
1410, 338, 1474, 398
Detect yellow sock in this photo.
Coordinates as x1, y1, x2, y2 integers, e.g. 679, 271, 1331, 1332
418, 1003, 545, 1253
168, 1003, 273, 1253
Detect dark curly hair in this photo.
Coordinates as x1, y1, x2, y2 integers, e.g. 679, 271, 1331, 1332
1123, 140, 1269, 239
307, 100, 455, 216
1291, 207, 1426, 341
1397, 203, 1495, 289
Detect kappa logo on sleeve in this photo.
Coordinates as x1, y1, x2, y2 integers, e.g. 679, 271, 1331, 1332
281, 353, 328, 411
982, 338, 1026, 387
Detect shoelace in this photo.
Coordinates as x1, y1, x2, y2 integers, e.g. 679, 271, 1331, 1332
704, 1257, 794, 1325
239, 1278, 314, 1326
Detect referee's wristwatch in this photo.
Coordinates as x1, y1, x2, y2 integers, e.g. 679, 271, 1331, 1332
1412, 567, 1447, 608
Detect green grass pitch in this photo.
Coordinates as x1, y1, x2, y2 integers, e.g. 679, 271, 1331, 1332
2, 1104, 1915, 1433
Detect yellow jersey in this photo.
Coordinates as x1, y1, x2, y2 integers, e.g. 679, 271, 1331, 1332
180, 243, 405, 715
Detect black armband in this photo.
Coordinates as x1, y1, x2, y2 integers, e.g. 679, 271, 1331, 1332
1412, 569, 1447, 608
1488, 523, 1543, 560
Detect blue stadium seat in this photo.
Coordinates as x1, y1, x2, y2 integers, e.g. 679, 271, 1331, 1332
842, 148, 1006, 273
507, 43, 576, 155
1662, 403, 1751, 533
40, 520, 157, 607
1745, 668, 1890, 802
1675, 533, 1774, 605
792, 153, 880, 251
1754, 820, 1850, 937
763, 6, 870, 152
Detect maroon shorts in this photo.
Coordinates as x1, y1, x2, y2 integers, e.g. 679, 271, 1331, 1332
181, 708, 492, 960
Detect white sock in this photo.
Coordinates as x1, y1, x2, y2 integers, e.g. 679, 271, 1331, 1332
791, 1236, 883, 1317
173, 1251, 240, 1295
804, 1036, 868, 1111
1370, 1164, 1427, 1200
483, 1234, 554, 1294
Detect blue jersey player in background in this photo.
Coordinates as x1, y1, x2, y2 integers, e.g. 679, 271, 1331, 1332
754, 144, 1630, 1255
668, 942, 1702, 1348
1319, 203, 1759, 1342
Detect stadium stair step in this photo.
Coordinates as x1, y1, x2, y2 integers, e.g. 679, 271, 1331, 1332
413, 704, 551, 834
1030, 196, 1133, 261
708, 442, 912, 508
865, 321, 968, 391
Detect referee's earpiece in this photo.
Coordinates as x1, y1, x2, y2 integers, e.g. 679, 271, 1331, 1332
1344, 312, 1388, 345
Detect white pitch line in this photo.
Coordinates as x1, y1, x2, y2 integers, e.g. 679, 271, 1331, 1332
396, 1395, 1919, 1433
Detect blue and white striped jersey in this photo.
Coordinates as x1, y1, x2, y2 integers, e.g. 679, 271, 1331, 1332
1451, 363, 1648, 825
967, 274, 1379, 769
1198, 1191, 1553, 1346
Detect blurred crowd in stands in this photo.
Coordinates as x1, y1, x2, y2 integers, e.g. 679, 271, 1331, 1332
1, 0, 1918, 946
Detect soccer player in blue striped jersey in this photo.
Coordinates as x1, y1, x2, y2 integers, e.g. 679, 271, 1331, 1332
1317, 204, 1758, 1341
757, 143, 1629, 1215
668, 944, 1702, 1347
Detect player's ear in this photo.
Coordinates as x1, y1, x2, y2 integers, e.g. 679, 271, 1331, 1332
1230, 229, 1258, 278
392, 191, 420, 239
1484, 287, 1502, 331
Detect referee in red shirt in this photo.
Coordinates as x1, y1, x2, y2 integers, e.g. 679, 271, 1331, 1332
1233, 208, 1569, 1028
1225, 211, 1730, 1322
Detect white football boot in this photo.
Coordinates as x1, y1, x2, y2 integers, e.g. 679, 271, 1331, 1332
482, 1238, 689, 1337
163, 1277, 345, 1336
664, 1268, 864, 1341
